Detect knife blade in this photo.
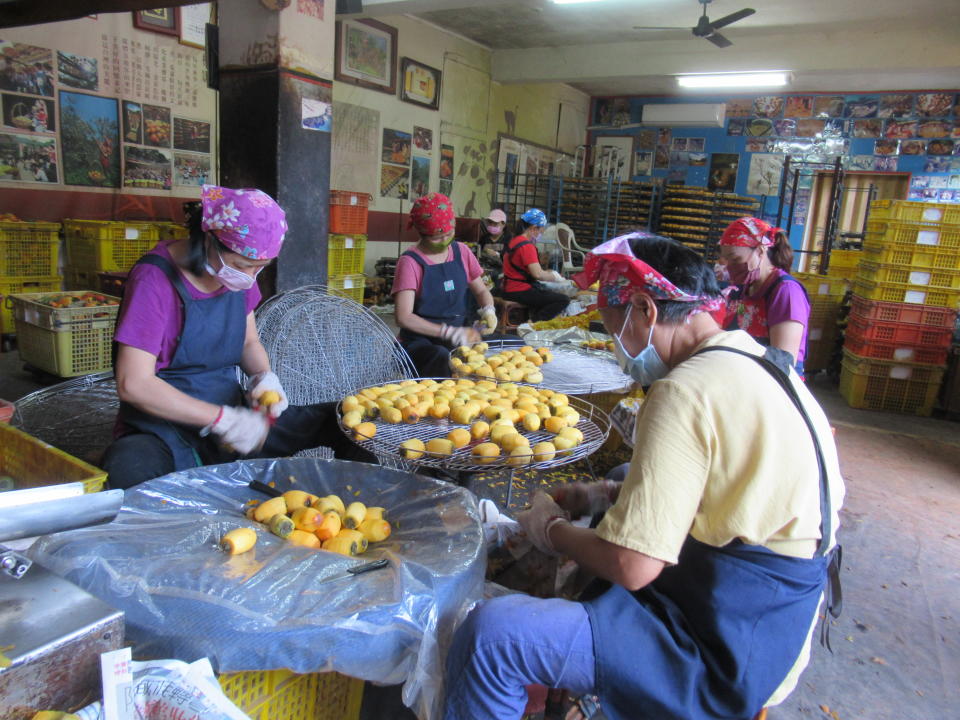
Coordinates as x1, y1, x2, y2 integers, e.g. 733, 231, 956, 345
317, 557, 389, 585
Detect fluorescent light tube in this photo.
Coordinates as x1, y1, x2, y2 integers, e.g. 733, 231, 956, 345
677, 72, 791, 89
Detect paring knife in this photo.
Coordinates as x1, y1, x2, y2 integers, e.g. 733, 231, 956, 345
317, 558, 389, 585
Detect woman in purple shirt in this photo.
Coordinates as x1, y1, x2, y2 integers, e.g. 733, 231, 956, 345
103, 185, 369, 489
719, 217, 810, 376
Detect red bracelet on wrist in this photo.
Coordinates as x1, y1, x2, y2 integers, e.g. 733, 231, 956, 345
211, 406, 224, 428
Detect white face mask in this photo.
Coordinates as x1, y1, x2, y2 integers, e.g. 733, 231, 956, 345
612, 304, 670, 386
206, 248, 261, 292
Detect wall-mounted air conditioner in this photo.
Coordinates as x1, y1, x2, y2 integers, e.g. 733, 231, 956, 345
640, 103, 726, 128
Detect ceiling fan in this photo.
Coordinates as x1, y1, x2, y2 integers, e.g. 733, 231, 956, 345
633, 0, 756, 48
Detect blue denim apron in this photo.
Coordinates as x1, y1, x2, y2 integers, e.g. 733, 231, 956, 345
584, 345, 839, 720
117, 254, 246, 470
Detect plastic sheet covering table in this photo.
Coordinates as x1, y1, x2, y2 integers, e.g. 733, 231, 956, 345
27, 457, 485, 720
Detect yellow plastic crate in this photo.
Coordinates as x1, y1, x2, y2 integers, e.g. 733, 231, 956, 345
794, 272, 850, 298
858, 260, 960, 290
0, 422, 107, 493
11, 291, 120, 377
863, 240, 960, 270
864, 219, 960, 249
870, 199, 960, 225
0, 275, 61, 334
0, 221, 60, 276
853, 277, 960, 309
328, 273, 365, 305
839, 348, 945, 416
328, 234, 367, 276
218, 670, 363, 720
64, 219, 159, 272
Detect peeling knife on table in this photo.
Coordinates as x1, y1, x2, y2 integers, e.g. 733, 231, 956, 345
317, 558, 390, 585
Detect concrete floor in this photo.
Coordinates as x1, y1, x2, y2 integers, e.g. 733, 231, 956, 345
1, 346, 958, 720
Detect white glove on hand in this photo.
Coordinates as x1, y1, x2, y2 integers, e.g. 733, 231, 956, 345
517, 491, 570, 556
440, 323, 480, 348
479, 305, 497, 335
206, 406, 271, 456
248, 370, 289, 419
548, 270, 564, 283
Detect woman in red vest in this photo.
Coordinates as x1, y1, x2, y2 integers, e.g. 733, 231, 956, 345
500, 208, 568, 321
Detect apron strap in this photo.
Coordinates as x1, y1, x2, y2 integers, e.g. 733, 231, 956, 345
505, 239, 537, 284
694, 345, 843, 647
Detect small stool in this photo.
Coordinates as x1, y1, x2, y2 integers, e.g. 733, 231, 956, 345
494, 297, 529, 334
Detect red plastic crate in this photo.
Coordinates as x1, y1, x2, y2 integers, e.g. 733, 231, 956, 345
329, 191, 370, 234
843, 334, 948, 366
849, 295, 957, 328
847, 311, 954, 348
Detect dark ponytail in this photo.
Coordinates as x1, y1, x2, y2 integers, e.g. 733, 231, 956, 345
182, 201, 209, 276
515, 219, 536, 237
767, 231, 794, 272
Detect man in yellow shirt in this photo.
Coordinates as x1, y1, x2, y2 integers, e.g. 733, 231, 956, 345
442, 232, 844, 720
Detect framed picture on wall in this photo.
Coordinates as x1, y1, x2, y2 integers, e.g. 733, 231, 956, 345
132, 9, 180, 37
335, 19, 398, 95
399, 58, 441, 111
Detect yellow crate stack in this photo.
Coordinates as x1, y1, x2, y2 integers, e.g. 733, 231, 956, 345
0, 220, 62, 335
840, 200, 960, 415
794, 272, 850, 374
328, 191, 369, 305
218, 669, 364, 720
62, 219, 161, 289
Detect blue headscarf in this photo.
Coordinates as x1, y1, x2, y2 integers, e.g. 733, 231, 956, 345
520, 208, 547, 227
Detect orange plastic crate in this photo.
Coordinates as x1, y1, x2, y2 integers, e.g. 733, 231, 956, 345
843, 334, 948, 366
329, 191, 370, 234
849, 295, 956, 328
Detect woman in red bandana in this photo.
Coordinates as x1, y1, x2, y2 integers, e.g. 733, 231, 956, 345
392, 193, 498, 378
719, 217, 810, 375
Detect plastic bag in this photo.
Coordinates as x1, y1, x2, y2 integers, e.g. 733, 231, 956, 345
75, 658, 250, 720
29, 458, 485, 720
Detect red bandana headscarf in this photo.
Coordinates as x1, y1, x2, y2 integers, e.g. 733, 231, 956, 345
408, 192, 456, 236
573, 232, 723, 313
719, 217, 783, 248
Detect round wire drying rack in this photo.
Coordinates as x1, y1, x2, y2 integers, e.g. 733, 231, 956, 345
450, 338, 631, 396
338, 377, 611, 477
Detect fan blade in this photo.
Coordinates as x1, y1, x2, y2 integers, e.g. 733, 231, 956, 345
706, 32, 733, 48
709, 8, 756, 30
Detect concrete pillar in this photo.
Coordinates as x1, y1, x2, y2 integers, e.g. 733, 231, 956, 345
216, 0, 336, 295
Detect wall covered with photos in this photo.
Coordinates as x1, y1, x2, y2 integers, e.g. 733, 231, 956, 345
0, 7, 216, 212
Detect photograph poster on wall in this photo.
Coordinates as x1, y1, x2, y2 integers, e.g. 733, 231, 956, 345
335, 19, 398, 95
411, 156, 430, 198
57, 51, 98, 91
174, 152, 211, 186
123, 145, 172, 190
380, 162, 409, 199
382, 128, 411, 165
0, 132, 58, 183
746, 153, 785, 196
708, 153, 739, 192
2, 93, 55, 133
59, 90, 120, 187
413, 125, 433, 153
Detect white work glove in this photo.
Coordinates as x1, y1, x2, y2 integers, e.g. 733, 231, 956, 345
440, 323, 481, 348
204, 406, 271, 456
517, 491, 570, 556
547, 270, 564, 283
479, 305, 497, 335
248, 370, 289, 419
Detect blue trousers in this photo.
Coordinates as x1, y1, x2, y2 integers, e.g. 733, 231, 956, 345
443, 594, 596, 720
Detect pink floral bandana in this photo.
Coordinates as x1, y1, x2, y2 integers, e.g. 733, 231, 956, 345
201, 185, 287, 260
719, 217, 782, 248
573, 233, 723, 312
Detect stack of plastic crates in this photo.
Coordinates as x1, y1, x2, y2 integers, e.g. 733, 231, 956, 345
63, 219, 160, 290
328, 191, 369, 304
840, 199, 960, 415
218, 669, 364, 720
9, 290, 121, 377
795, 272, 850, 374
825, 249, 862, 281
0, 220, 62, 337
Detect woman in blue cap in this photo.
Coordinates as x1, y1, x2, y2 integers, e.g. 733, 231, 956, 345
500, 208, 569, 321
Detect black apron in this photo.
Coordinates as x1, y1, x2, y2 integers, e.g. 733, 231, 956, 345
583, 346, 841, 720
117, 254, 246, 470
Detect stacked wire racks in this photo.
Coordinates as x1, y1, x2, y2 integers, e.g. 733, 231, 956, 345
655, 187, 759, 264
328, 191, 369, 305
840, 199, 960, 415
